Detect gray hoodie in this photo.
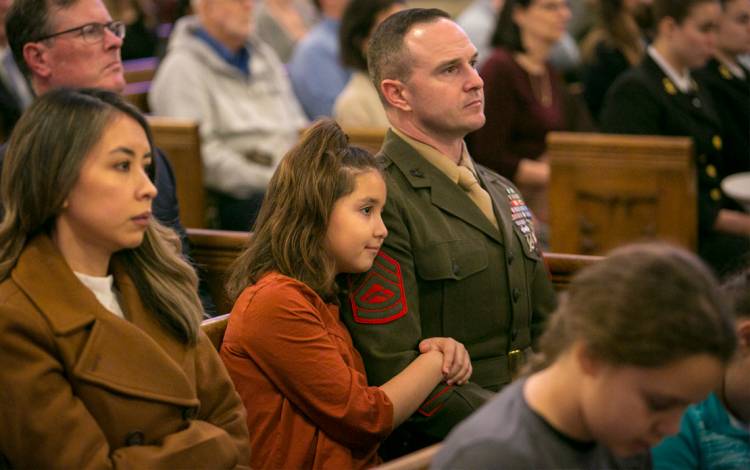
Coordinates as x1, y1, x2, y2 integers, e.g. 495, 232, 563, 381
150, 16, 307, 199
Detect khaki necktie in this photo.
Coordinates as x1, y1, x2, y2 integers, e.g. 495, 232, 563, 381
456, 165, 498, 230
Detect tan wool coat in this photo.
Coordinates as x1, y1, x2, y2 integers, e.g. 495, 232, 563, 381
0, 235, 251, 469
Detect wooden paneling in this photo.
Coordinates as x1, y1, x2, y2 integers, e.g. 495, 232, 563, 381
187, 228, 598, 314
148, 116, 207, 228
548, 132, 696, 255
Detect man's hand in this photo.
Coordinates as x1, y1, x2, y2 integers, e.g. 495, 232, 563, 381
419, 337, 472, 385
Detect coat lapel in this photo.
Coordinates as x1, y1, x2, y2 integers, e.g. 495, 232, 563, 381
381, 130, 504, 245
643, 56, 722, 129
12, 235, 198, 407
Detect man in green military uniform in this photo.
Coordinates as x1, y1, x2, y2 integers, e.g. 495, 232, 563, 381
340, 8, 557, 456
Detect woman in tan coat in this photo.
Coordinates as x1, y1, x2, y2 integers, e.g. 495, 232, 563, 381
0, 88, 250, 469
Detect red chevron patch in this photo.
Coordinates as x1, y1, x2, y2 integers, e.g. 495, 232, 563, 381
348, 251, 407, 324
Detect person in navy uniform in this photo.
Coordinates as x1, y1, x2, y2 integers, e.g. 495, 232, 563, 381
340, 8, 556, 458
695, 0, 750, 178
601, 0, 750, 275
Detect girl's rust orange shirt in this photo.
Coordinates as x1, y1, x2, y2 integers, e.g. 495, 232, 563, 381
220, 272, 394, 469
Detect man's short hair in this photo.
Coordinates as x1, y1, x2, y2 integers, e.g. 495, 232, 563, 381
7, 0, 77, 76
366, 8, 450, 103
652, 0, 718, 25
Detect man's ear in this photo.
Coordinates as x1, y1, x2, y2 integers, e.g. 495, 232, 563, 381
380, 79, 411, 112
23, 42, 52, 79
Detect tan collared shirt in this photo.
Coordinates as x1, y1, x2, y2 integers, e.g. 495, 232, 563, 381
391, 127, 498, 228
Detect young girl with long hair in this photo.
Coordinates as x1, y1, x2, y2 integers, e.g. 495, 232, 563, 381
220, 119, 472, 469
434, 243, 737, 469
0, 88, 250, 468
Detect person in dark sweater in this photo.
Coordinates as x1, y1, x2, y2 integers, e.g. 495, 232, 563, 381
466, 0, 575, 237
435, 243, 737, 470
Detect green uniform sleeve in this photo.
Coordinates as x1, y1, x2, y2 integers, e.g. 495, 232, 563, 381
342, 182, 493, 441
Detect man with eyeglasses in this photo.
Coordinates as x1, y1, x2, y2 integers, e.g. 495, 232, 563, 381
3, 0, 216, 315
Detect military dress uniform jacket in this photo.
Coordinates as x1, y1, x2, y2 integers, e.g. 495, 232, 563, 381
600, 55, 750, 273
0, 235, 251, 469
695, 58, 750, 177
342, 131, 557, 441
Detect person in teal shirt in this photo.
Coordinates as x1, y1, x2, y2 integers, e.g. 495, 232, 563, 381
652, 269, 750, 470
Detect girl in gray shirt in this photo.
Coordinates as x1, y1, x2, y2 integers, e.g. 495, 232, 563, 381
435, 243, 738, 470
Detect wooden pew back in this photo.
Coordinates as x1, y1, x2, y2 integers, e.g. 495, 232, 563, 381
201, 313, 230, 351
148, 116, 207, 228
122, 57, 159, 113
547, 132, 696, 255
187, 228, 599, 317
343, 127, 387, 155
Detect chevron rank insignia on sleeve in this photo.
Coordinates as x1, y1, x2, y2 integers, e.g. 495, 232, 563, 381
348, 251, 408, 324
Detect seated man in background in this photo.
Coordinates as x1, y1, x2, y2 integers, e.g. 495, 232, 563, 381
287, 0, 351, 119
5, 0, 215, 314
150, 0, 307, 231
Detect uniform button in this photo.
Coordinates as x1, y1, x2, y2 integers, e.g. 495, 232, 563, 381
452, 262, 460, 276
512, 288, 521, 303
125, 431, 145, 446
710, 188, 722, 201
182, 407, 198, 420
705, 164, 717, 178
507, 252, 515, 265
409, 168, 424, 178
712, 135, 722, 150
691, 97, 701, 108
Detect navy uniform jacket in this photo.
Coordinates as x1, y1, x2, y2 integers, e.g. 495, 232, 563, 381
600, 54, 750, 274
341, 130, 556, 442
694, 58, 750, 178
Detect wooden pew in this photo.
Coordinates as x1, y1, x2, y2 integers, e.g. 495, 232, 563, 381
123, 57, 160, 84
201, 313, 230, 351
123, 81, 151, 113
123, 57, 159, 113
188, 228, 248, 314
344, 127, 387, 154
187, 228, 599, 316
148, 116, 207, 229
547, 132, 696, 255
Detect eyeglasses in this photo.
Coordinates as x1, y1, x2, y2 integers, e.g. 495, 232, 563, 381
35, 21, 126, 44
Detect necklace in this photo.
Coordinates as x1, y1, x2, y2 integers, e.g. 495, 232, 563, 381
528, 70, 553, 107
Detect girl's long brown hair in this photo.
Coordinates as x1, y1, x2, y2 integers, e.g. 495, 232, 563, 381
529, 243, 736, 372
226, 119, 382, 302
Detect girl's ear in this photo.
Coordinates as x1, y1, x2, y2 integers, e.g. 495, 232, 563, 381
576, 342, 603, 377
737, 318, 750, 352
